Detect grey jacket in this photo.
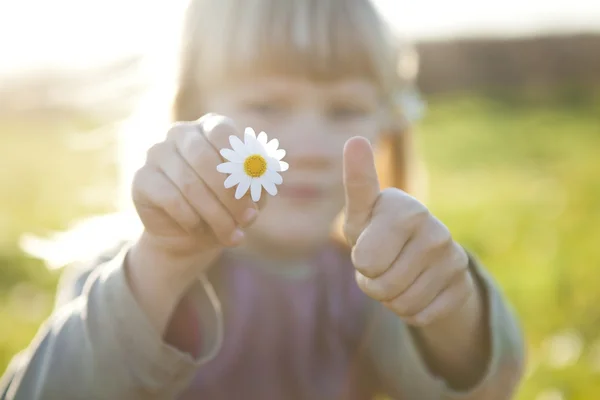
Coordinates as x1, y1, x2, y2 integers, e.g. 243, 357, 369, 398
1, 243, 525, 399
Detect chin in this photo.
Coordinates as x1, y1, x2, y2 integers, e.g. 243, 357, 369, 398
245, 198, 342, 256
276, 227, 327, 246
246, 222, 331, 257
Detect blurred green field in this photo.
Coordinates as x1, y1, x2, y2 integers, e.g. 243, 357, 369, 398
1, 88, 599, 399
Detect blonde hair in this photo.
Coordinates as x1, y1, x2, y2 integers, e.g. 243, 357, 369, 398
171, 0, 420, 194
19, 0, 425, 269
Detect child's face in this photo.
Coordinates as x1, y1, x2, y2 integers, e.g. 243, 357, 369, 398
203, 76, 382, 254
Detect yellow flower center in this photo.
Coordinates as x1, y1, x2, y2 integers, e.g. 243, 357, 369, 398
243, 154, 267, 178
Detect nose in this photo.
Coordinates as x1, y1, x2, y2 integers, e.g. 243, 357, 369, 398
278, 113, 335, 171
286, 153, 332, 171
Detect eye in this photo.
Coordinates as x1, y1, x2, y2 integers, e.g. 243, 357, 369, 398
327, 103, 371, 120
243, 100, 287, 116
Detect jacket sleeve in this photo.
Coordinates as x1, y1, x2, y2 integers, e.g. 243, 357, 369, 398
0, 243, 223, 400
365, 253, 526, 400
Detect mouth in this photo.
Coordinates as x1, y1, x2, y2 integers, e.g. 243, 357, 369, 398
278, 183, 324, 201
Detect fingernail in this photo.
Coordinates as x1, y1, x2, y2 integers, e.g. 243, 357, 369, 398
230, 229, 245, 245
242, 208, 258, 225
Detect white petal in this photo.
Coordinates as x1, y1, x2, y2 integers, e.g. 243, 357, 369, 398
235, 175, 251, 199
220, 148, 243, 162
217, 162, 242, 174
255, 141, 267, 157
274, 149, 286, 160
260, 177, 278, 196
266, 138, 279, 153
245, 135, 258, 154
267, 157, 280, 172
247, 135, 266, 157
250, 179, 262, 202
263, 144, 278, 159
267, 157, 288, 172
244, 127, 256, 140
229, 135, 249, 157
224, 171, 244, 188
244, 129, 257, 152
265, 169, 283, 185
257, 131, 268, 145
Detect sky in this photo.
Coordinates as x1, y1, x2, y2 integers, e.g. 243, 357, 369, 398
0, 0, 599, 75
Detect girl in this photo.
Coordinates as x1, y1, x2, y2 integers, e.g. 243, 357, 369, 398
0, 0, 525, 399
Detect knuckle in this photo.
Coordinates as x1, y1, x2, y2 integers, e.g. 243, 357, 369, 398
429, 222, 453, 251
131, 168, 150, 202
178, 175, 197, 200
166, 121, 192, 141
451, 254, 470, 278
371, 278, 396, 301
132, 166, 161, 201
157, 187, 183, 212
215, 225, 236, 244
453, 243, 470, 269
145, 142, 167, 165
177, 127, 199, 149
410, 203, 430, 225
392, 294, 416, 316
388, 272, 410, 298
379, 187, 402, 201
178, 132, 213, 170
183, 214, 204, 233
439, 246, 469, 281
379, 188, 412, 207
357, 273, 393, 302
457, 267, 474, 289
414, 311, 433, 326
204, 211, 236, 243
375, 189, 401, 213
378, 189, 430, 233
201, 114, 239, 140
350, 243, 371, 273
354, 271, 370, 293
385, 275, 407, 299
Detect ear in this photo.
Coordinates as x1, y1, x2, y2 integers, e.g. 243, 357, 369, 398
374, 128, 411, 192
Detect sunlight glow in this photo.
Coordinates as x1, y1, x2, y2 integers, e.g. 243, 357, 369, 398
1, 0, 599, 75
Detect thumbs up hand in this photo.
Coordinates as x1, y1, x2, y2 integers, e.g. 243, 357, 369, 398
343, 137, 476, 327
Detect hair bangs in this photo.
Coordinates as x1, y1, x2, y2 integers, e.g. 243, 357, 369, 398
187, 0, 398, 97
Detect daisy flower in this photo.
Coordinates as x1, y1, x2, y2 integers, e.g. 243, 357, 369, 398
216, 127, 289, 202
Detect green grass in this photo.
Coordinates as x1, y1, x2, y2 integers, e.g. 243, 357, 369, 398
0, 115, 118, 369
1, 88, 599, 398
417, 88, 600, 399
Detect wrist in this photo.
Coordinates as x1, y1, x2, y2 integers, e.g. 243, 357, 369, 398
131, 232, 220, 292
424, 270, 483, 335
411, 268, 490, 389
125, 232, 221, 334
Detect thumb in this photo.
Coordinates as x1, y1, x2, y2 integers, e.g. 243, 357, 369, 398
343, 136, 381, 245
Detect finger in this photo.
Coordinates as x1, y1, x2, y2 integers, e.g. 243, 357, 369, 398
194, 115, 262, 212
132, 165, 202, 236
355, 208, 460, 300
342, 136, 381, 245
149, 141, 244, 247
402, 269, 474, 327
351, 216, 409, 279
167, 119, 258, 227
355, 228, 425, 302
350, 189, 420, 278
382, 256, 466, 318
